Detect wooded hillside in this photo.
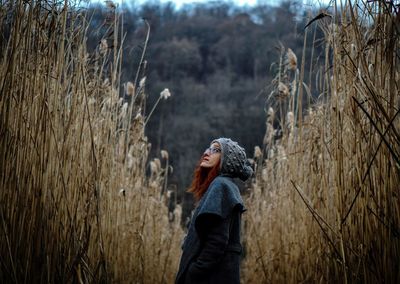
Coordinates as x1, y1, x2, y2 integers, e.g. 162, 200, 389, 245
87, 1, 325, 214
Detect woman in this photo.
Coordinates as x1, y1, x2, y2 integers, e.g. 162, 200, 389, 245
176, 138, 253, 284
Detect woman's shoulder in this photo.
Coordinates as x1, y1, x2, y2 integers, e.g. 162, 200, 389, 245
197, 175, 244, 217
209, 175, 238, 192
194, 185, 244, 229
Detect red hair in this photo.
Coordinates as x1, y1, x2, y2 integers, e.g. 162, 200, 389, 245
187, 155, 221, 202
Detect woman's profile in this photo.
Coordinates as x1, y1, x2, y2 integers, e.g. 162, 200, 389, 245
175, 138, 253, 284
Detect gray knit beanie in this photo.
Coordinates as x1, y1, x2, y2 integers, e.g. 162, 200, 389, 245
212, 138, 253, 181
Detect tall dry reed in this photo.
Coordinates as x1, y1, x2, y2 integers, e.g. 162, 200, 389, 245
243, 1, 399, 283
0, 1, 183, 283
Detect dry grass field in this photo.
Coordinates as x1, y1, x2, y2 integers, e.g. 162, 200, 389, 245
0, 1, 183, 283
0, 0, 399, 283
243, 1, 400, 283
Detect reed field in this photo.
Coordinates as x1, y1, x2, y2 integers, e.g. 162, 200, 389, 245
0, 0, 399, 283
0, 1, 183, 283
243, 1, 400, 283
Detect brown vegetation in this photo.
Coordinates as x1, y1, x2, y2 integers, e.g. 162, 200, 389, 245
0, 1, 182, 283
243, 1, 400, 283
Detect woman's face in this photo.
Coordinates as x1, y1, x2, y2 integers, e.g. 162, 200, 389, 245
200, 142, 221, 168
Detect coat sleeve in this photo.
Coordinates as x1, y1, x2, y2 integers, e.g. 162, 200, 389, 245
186, 214, 231, 279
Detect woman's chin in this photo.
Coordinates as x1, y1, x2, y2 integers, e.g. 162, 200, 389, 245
200, 162, 211, 168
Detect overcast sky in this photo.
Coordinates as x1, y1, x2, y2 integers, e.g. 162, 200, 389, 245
99, 0, 330, 9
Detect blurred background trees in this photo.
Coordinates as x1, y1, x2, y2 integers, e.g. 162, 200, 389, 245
87, 0, 324, 217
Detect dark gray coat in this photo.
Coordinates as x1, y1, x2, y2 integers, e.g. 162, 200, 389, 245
175, 175, 245, 284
